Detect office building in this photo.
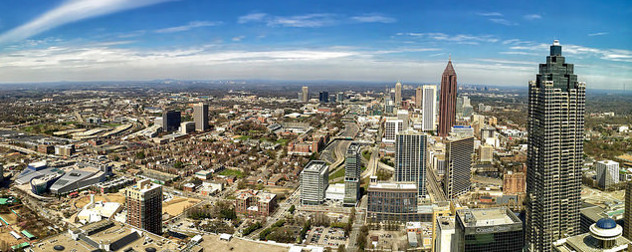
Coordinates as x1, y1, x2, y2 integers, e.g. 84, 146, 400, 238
422, 85, 437, 132
526, 41, 586, 252
625, 181, 632, 240
337, 92, 345, 103
553, 218, 631, 252
397, 109, 410, 131
444, 135, 473, 198
395, 81, 402, 106
300, 160, 329, 205
125, 179, 163, 235
193, 102, 209, 132
319, 91, 329, 103
383, 118, 403, 143
596, 160, 619, 189
454, 207, 524, 252
415, 86, 423, 109
301, 86, 309, 102
478, 144, 493, 162
438, 58, 457, 137
344, 143, 361, 206
180, 121, 195, 134
435, 216, 457, 252
0, 163, 3, 183
366, 181, 419, 222
161, 110, 181, 132
395, 130, 428, 196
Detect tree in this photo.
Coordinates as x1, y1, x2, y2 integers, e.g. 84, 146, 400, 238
337, 245, 346, 252
288, 204, 296, 214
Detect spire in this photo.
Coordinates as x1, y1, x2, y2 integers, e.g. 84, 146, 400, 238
443, 57, 456, 76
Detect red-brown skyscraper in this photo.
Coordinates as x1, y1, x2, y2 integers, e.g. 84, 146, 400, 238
438, 58, 457, 137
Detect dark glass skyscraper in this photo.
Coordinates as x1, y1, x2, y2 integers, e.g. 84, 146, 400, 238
526, 40, 586, 252
438, 58, 457, 137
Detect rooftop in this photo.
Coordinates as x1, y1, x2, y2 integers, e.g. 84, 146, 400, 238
457, 207, 521, 227
304, 160, 328, 173
368, 181, 417, 191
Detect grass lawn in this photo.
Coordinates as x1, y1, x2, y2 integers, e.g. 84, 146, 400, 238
362, 150, 371, 160
329, 167, 346, 182
237, 135, 251, 141
219, 169, 245, 178
276, 138, 290, 146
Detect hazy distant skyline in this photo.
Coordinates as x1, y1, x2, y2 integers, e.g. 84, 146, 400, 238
0, 0, 630, 89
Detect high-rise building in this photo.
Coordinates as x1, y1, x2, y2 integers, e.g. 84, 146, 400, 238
444, 135, 473, 198
161, 110, 181, 132
366, 181, 420, 222
397, 109, 410, 131
0, 163, 3, 183
454, 207, 524, 252
438, 58, 457, 137
125, 179, 162, 235
344, 143, 361, 206
395, 81, 402, 106
193, 103, 209, 132
624, 181, 632, 240
415, 86, 423, 109
383, 118, 403, 143
422, 85, 437, 132
337, 92, 345, 103
300, 160, 329, 205
319, 91, 329, 103
302, 86, 309, 102
526, 40, 586, 252
395, 130, 428, 196
596, 160, 619, 189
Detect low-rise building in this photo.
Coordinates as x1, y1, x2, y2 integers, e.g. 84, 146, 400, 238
235, 189, 277, 217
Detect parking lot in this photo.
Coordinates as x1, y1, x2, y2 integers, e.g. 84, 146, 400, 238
305, 227, 347, 247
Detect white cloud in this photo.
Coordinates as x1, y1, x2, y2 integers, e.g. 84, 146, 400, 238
232, 36, 245, 42
268, 13, 337, 27
350, 14, 396, 23
0, 0, 174, 44
523, 14, 542, 20
154, 21, 221, 33
398, 32, 498, 44
238, 13, 268, 24
588, 32, 608, 37
476, 12, 503, 17
489, 18, 518, 26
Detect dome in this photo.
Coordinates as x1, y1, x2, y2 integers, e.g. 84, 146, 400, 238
596, 218, 617, 229
53, 245, 65, 251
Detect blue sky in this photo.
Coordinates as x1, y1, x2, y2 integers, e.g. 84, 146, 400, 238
0, 0, 630, 89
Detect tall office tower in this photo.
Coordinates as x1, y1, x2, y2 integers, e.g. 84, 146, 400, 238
344, 143, 361, 206
454, 208, 524, 252
161, 110, 181, 132
624, 181, 632, 240
596, 160, 620, 189
125, 179, 163, 235
526, 40, 586, 252
301, 86, 309, 102
397, 109, 410, 131
395, 130, 428, 196
383, 118, 403, 143
422, 85, 437, 132
337, 92, 345, 103
395, 81, 402, 106
443, 135, 473, 198
438, 58, 457, 137
415, 86, 423, 109
300, 160, 329, 205
193, 102, 209, 132
319, 91, 329, 103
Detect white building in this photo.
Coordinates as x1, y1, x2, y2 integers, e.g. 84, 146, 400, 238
422, 85, 437, 132
300, 160, 329, 205
596, 160, 620, 189
383, 118, 403, 143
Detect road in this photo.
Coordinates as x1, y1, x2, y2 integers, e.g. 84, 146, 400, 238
426, 168, 447, 202
248, 186, 300, 240
346, 195, 367, 252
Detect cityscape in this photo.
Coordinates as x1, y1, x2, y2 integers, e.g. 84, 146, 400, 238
0, 1, 631, 252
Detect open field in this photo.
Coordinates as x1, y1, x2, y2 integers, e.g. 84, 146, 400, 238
163, 197, 200, 217
75, 193, 126, 208
200, 234, 288, 252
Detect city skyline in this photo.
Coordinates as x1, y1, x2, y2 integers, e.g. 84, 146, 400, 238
0, 0, 629, 90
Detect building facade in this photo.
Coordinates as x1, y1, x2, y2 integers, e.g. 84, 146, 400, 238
596, 160, 619, 189
624, 181, 632, 240
319, 91, 329, 103
454, 207, 524, 252
301, 86, 309, 102
344, 143, 361, 206
125, 179, 162, 235
526, 41, 586, 252
395, 81, 402, 106
415, 86, 423, 109
300, 160, 329, 205
395, 130, 428, 196
383, 118, 403, 143
161, 110, 181, 132
235, 189, 277, 217
422, 85, 437, 132
444, 135, 473, 198
366, 182, 419, 222
438, 59, 457, 137
193, 102, 209, 132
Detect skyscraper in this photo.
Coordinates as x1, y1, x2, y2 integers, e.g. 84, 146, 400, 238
422, 85, 437, 132
383, 118, 403, 143
0, 163, 3, 183
300, 160, 329, 205
125, 179, 163, 235
193, 102, 209, 132
415, 86, 423, 109
344, 143, 361, 206
443, 134, 473, 199
301, 86, 309, 102
395, 81, 402, 106
395, 130, 428, 196
526, 40, 586, 252
595, 160, 619, 189
319, 91, 329, 103
625, 181, 632, 240
438, 58, 457, 137
161, 110, 181, 132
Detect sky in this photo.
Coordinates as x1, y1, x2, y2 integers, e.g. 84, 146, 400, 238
0, 0, 630, 89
